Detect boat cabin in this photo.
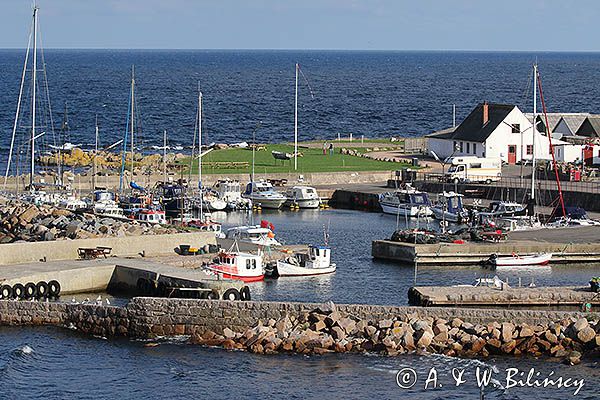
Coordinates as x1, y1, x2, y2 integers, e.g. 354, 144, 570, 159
286, 186, 319, 200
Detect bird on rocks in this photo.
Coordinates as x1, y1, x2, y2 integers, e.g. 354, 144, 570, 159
105, 298, 111, 305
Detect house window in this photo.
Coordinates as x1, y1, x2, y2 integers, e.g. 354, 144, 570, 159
453, 141, 457, 151
473, 143, 477, 154
466, 143, 470, 153
511, 124, 520, 133
460, 142, 464, 152
526, 145, 533, 155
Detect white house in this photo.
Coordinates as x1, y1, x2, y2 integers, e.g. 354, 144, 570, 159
427, 102, 580, 164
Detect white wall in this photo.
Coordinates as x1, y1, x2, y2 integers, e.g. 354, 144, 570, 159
553, 144, 583, 163
427, 137, 455, 159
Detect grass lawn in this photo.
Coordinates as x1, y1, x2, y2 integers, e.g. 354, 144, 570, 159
178, 144, 410, 175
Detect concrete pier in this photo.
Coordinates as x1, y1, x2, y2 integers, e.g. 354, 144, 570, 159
372, 225, 600, 266
408, 285, 600, 308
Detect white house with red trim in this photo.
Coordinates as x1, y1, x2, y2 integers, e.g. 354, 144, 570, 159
427, 102, 580, 164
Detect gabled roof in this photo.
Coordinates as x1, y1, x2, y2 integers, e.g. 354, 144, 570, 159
426, 126, 456, 139
575, 116, 600, 137
525, 113, 563, 133
559, 114, 590, 133
450, 103, 516, 143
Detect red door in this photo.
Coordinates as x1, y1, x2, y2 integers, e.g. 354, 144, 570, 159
507, 145, 517, 164
584, 145, 593, 166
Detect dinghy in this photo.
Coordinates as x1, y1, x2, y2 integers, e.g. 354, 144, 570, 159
486, 252, 552, 268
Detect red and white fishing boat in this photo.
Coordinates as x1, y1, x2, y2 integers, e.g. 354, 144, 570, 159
204, 251, 264, 282
487, 252, 552, 268
133, 209, 166, 225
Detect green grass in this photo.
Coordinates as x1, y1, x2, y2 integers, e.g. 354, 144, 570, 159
178, 144, 409, 175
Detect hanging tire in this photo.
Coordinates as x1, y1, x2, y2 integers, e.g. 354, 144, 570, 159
24, 282, 37, 299
48, 280, 61, 297
222, 288, 240, 301
240, 286, 251, 301
36, 281, 49, 298
206, 291, 218, 300
0, 285, 13, 299
12, 283, 25, 300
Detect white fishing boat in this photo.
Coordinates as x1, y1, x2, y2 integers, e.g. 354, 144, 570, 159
431, 191, 468, 223
224, 224, 281, 247
133, 209, 166, 225
379, 186, 433, 217
58, 195, 88, 211
92, 190, 124, 218
486, 253, 552, 268
284, 186, 321, 209
204, 251, 264, 282
273, 245, 336, 277
213, 179, 252, 210
242, 180, 287, 209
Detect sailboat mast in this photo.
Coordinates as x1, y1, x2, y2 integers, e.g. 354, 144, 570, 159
198, 90, 203, 220
130, 66, 135, 182
30, 5, 38, 187
294, 63, 299, 171
93, 116, 98, 190
163, 129, 167, 183
531, 63, 537, 201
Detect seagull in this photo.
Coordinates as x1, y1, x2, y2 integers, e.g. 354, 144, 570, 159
105, 298, 111, 305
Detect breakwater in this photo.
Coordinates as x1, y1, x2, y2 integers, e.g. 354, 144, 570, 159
1, 298, 598, 363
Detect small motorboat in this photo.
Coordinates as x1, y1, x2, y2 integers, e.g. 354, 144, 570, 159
223, 223, 281, 247
431, 191, 468, 223
213, 179, 252, 210
204, 251, 264, 282
378, 185, 433, 217
242, 180, 287, 209
133, 208, 166, 225
268, 245, 336, 277
284, 186, 321, 209
485, 252, 552, 268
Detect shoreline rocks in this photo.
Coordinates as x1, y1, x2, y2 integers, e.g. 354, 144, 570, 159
189, 303, 600, 365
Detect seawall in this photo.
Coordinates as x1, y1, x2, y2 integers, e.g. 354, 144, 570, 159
2, 298, 597, 361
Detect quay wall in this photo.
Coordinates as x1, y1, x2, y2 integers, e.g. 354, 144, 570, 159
0, 232, 216, 265
0, 297, 586, 338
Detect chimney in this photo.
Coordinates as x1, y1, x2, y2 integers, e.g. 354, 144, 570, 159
482, 102, 489, 126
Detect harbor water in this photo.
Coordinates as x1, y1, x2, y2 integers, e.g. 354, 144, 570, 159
0, 210, 599, 399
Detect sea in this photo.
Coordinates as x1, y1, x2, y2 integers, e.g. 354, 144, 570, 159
2, 50, 600, 161
1, 51, 600, 399
2, 209, 600, 399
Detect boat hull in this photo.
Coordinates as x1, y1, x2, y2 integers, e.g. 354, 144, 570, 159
380, 202, 433, 217
276, 262, 336, 277
285, 198, 320, 209
245, 196, 286, 209
494, 253, 552, 267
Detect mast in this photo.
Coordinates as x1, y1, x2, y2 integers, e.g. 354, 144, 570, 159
163, 129, 167, 183
198, 89, 203, 220
294, 63, 299, 171
30, 5, 39, 188
531, 63, 537, 201
537, 69, 566, 217
4, 9, 33, 189
130, 65, 135, 183
93, 116, 98, 190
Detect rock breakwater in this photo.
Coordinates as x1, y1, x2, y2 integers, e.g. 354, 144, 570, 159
0, 199, 187, 243
190, 302, 600, 364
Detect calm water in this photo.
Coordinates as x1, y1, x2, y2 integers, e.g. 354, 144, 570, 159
3, 50, 600, 168
2, 209, 600, 399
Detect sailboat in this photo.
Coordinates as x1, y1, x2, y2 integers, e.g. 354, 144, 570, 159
192, 90, 226, 212
4, 5, 57, 196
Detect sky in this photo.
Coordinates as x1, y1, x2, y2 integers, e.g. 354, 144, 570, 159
0, 0, 598, 51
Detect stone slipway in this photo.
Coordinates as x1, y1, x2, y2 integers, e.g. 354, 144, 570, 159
372, 225, 600, 266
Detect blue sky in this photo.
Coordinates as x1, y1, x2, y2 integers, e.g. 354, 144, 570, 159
0, 0, 598, 50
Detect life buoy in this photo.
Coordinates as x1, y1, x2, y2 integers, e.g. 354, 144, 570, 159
48, 280, 61, 297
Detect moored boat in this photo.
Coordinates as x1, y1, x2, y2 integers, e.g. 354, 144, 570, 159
431, 191, 468, 223
284, 186, 321, 209
379, 186, 433, 217
486, 252, 552, 268
204, 251, 264, 282
224, 224, 281, 247
270, 245, 336, 277
242, 180, 287, 209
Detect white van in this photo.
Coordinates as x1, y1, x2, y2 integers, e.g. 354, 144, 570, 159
445, 156, 501, 184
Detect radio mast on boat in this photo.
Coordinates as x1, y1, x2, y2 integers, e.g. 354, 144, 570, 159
294, 63, 299, 171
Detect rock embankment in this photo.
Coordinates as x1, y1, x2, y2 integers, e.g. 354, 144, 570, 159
0, 200, 186, 243
190, 303, 600, 364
